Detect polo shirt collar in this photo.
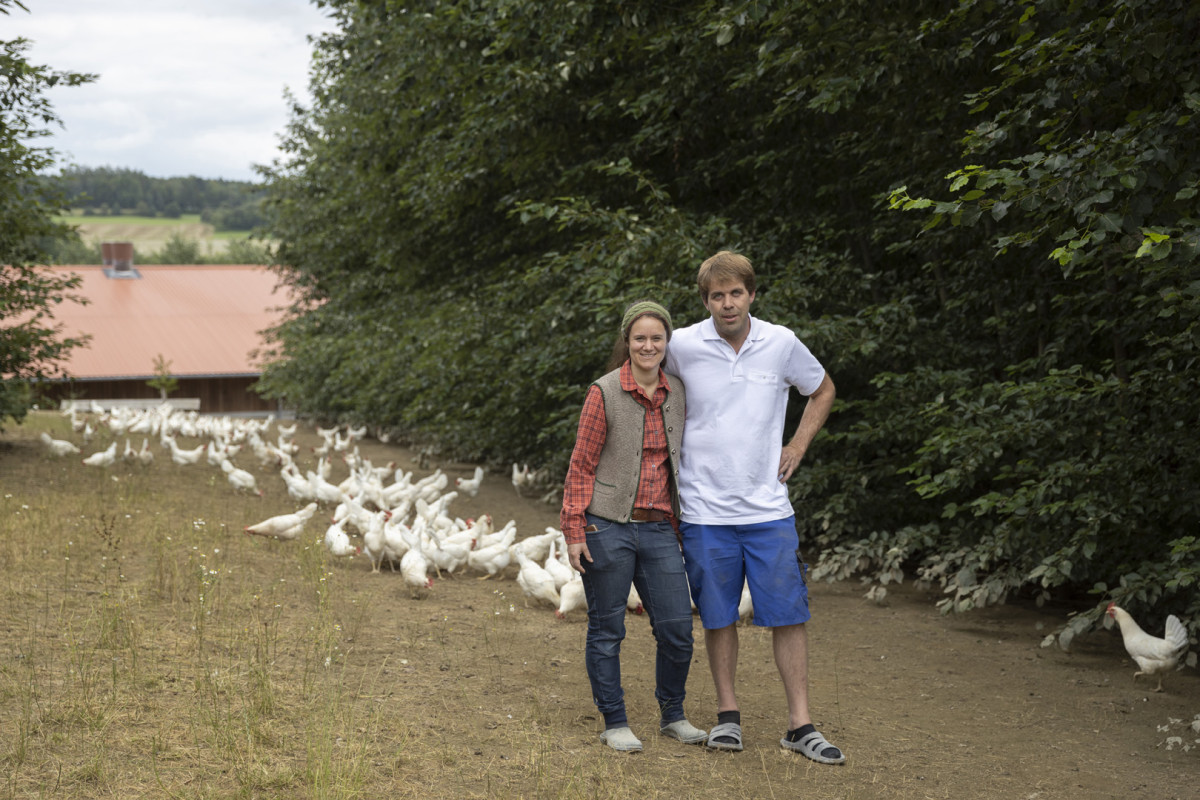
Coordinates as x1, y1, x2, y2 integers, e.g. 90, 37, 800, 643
699, 314, 763, 344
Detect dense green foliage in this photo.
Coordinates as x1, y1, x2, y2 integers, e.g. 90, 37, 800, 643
0, 2, 91, 429
54, 165, 264, 229
259, 0, 1199, 634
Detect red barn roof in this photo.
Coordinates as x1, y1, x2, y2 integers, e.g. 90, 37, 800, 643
37, 265, 293, 380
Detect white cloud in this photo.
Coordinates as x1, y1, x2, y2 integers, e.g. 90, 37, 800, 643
12, 0, 337, 181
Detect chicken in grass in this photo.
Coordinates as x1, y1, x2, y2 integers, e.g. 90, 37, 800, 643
221, 458, 262, 496
81, 441, 118, 468
136, 437, 155, 466
323, 518, 360, 558
1106, 603, 1190, 692
244, 502, 319, 541
40, 431, 80, 457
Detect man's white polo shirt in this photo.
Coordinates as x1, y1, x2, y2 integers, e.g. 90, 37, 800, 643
664, 315, 825, 525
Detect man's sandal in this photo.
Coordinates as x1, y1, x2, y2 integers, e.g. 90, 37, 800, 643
780, 730, 845, 764
705, 721, 743, 751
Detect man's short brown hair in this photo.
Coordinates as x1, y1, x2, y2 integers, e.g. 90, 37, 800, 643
697, 250, 757, 300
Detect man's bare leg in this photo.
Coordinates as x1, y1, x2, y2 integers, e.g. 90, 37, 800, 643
706, 624, 740, 712
772, 622, 811, 729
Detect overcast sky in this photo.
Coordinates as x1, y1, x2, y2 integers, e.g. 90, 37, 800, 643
12, 0, 339, 182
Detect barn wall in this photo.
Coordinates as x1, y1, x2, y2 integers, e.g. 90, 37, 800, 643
36, 376, 283, 415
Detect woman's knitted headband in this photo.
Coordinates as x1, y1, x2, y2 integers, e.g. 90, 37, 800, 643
620, 301, 672, 337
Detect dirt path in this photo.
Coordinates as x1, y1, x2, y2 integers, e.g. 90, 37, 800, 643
423, 447, 1200, 799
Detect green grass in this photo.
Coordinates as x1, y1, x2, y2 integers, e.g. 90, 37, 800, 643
57, 213, 225, 228
54, 214, 261, 259
210, 229, 252, 241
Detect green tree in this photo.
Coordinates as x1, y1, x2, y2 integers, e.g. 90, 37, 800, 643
147, 232, 203, 264
40, 232, 100, 265
876, 0, 1200, 632
146, 354, 178, 399
258, 0, 1199, 628
1, 1, 94, 429
220, 237, 270, 265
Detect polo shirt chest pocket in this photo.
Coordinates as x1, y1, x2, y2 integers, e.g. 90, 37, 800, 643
746, 369, 780, 387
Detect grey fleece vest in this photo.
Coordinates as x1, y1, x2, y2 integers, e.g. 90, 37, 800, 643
586, 368, 685, 522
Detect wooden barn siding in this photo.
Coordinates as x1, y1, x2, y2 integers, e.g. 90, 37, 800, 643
37, 376, 281, 415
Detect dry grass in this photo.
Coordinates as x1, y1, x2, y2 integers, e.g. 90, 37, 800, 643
63, 215, 252, 258
2, 410, 1197, 799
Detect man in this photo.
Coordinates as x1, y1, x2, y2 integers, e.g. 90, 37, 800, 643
664, 250, 845, 764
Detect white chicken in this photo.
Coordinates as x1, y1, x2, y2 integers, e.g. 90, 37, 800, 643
555, 574, 587, 620
244, 502, 319, 540
627, 584, 644, 615
1106, 603, 1190, 692
313, 426, 337, 456
167, 438, 206, 466
455, 466, 485, 497
475, 519, 517, 551
462, 514, 494, 544
466, 538, 513, 578
205, 441, 226, 467
515, 528, 560, 564
515, 548, 560, 608
738, 579, 754, 622
413, 470, 449, 504
221, 458, 262, 496
381, 515, 412, 571
136, 437, 154, 466
544, 539, 575, 591
422, 527, 473, 577
281, 463, 316, 502
306, 469, 345, 504
361, 511, 388, 573
40, 431, 80, 457
400, 543, 433, 596
81, 441, 118, 468
323, 518, 360, 558
511, 462, 535, 495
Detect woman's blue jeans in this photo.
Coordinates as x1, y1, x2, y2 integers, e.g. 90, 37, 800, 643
580, 513, 695, 729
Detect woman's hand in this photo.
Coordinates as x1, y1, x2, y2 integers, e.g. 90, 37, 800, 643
568, 542, 593, 574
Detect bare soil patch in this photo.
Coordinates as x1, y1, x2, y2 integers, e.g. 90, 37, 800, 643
0, 412, 1196, 799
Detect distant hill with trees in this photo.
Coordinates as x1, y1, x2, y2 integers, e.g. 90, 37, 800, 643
55, 165, 265, 231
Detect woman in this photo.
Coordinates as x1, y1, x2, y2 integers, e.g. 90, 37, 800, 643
560, 300, 705, 752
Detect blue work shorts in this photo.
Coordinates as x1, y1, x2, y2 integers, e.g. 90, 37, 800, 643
680, 516, 811, 629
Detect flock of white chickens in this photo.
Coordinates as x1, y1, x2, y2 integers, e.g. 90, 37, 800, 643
43, 402, 1192, 688
43, 401, 593, 620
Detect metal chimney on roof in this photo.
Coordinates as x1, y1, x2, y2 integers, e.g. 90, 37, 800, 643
102, 241, 140, 279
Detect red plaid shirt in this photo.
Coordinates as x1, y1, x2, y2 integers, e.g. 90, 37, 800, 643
561, 362, 675, 544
